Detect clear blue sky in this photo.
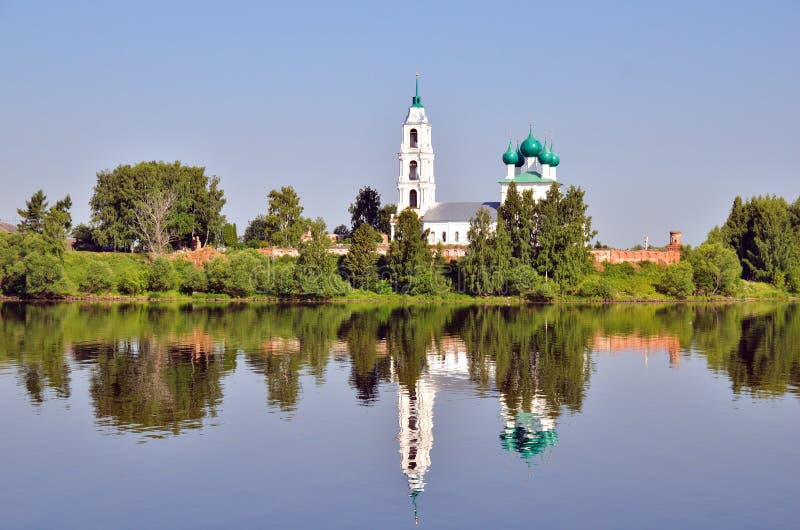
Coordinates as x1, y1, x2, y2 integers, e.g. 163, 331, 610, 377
1, 0, 798, 247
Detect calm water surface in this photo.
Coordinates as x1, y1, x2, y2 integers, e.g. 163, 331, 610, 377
0, 302, 798, 529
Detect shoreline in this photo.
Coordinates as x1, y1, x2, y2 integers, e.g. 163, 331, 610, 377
1, 294, 797, 304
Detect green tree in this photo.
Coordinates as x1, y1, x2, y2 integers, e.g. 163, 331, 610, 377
295, 218, 348, 297
462, 207, 501, 295
264, 186, 307, 247
17, 190, 48, 234
349, 186, 382, 232
688, 242, 742, 296
499, 182, 528, 263
378, 204, 397, 237
243, 215, 268, 243
90, 161, 226, 251
656, 261, 695, 299
533, 183, 595, 290
722, 195, 800, 287
343, 223, 379, 290
388, 209, 432, 293
222, 223, 238, 247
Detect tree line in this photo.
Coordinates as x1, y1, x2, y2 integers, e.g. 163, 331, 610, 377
2, 158, 799, 299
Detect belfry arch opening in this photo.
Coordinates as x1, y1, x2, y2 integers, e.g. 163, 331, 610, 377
409, 160, 418, 180
410, 128, 418, 148
409, 189, 418, 209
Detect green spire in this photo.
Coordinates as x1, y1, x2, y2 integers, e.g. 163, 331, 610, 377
411, 73, 424, 108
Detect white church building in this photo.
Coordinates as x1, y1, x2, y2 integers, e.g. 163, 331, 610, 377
393, 77, 562, 245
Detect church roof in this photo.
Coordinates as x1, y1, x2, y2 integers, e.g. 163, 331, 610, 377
498, 171, 557, 184
422, 202, 500, 223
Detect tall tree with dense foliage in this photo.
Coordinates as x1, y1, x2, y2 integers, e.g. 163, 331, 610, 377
720, 195, 800, 287
499, 182, 532, 263
264, 186, 307, 247
222, 223, 238, 247
343, 223, 379, 290
349, 186, 382, 232
388, 209, 432, 293
461, 207, 506, 295
89, 161, 226, 251
533, 183, 595, 289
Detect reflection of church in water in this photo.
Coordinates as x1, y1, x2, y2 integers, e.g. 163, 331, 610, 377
391, 338, 558, 522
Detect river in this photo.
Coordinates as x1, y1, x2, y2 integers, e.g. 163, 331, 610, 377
0, 302, 798, 529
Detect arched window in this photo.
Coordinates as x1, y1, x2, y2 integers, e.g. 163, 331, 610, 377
409, 189, 418, 209
409, 160, 418, 180
454, 232, 459, 243
410, 128, 418, 148
442, 232, 446, 243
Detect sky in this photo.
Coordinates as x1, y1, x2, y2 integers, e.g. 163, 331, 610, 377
0, 0, 798, 247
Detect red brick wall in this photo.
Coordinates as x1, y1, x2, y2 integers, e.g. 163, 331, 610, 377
590, 248, 680, 266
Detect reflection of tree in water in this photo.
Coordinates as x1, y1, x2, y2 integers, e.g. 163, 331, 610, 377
0, 303, 72, 403
459, 305, 594, 418
243, 304, 352, 414
692, 304, 800, 398
84, 331, 230, 436
340, 307, 393, 405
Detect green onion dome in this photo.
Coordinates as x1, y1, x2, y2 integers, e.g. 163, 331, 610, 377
520, 127, 541, 157
549, 141, 560, 167
515, 143, 525, 167
538, 142, 553, 165
502, 140, 519, 165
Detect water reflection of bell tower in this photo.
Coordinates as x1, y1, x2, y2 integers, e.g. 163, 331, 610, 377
397, 378, 435, 523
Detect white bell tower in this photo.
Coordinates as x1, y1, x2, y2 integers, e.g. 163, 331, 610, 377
397, 75, 436, 217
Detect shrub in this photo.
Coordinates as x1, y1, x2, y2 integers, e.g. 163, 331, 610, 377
80, 260, 114, 294
527, 281, 558, 302
688, 242, 742, 296
602, 262, 636, 278
656, 262, 695, 299
506, 264, 540, 295
788, 267, 800, 294
23, 251, 70, 297
180, 268, 208, 295
226, 250, 266, 297
577, 275, 616, 299
204, 256, 230, 293
147, 257, 176, 292
117, 270, 147, 295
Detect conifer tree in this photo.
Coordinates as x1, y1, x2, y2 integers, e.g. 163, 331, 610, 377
17, 190, 48, 234
462, 207, 496, 295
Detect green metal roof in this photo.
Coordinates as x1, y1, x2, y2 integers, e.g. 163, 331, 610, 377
498, 171, 556, 184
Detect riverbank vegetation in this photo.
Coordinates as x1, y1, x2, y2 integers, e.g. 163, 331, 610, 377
1, 163, 798, 301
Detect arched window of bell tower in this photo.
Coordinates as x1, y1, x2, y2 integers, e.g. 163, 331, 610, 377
410, 129, 418, 148
409, 161, 418, 180
409, 189, 418, 209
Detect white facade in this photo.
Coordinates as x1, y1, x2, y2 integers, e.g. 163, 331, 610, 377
396, 101, 436, 216
424, 221, 470, 245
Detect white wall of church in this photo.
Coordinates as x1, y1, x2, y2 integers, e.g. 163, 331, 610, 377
424, 221, 471, 246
